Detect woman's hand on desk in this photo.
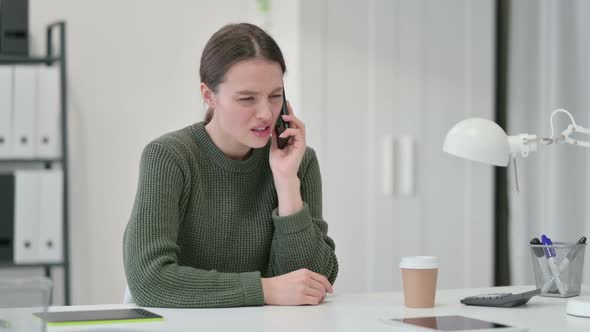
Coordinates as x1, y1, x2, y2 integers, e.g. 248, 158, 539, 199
261, 269, 334, 305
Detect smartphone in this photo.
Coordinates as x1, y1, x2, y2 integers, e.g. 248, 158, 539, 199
275, 88, 290, 149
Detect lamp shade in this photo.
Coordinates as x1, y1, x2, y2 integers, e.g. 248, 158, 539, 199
443, 118, 510, 166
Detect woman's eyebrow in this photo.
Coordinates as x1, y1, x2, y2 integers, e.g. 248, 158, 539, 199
235, 90, 258, 96
235, 87, 284, 95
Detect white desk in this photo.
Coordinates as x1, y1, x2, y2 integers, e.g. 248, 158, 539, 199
47, 285, 590, 332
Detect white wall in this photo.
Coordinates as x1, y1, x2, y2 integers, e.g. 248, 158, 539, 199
298, 0, 495, 293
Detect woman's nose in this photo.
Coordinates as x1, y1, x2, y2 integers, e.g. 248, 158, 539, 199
255, 103, 273, 120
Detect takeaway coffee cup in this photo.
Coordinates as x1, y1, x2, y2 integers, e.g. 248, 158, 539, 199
400, 256, 439, 308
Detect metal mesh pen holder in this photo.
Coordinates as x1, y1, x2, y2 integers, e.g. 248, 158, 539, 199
530, 242, 587, 297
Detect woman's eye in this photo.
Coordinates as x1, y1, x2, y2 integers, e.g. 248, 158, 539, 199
239, 97, 254, 101
270, 95, 282, 100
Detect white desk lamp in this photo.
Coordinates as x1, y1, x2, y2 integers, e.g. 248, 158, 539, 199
442, 108, 590, 317
443, 109, 590, 167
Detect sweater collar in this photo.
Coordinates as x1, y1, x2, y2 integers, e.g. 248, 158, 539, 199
192, 122, 268, 173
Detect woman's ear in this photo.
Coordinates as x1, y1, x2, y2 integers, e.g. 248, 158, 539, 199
200, 83, 216, 109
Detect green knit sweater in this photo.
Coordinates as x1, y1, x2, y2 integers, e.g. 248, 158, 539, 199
123, 122, 338, 308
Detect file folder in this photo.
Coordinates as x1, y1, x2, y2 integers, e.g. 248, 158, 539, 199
0, 66, 13, 158
13, 170, 41, 263
36, 65, 61, 159
38, 169, 63, 263
12, 66, 37, 158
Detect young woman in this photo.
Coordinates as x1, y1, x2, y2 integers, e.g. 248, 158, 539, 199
123, 23, 338, 308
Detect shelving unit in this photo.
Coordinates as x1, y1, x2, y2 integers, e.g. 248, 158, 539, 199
0, 21, 70, 305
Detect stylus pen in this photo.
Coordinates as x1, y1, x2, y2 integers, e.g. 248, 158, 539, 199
542, 235, 567, 295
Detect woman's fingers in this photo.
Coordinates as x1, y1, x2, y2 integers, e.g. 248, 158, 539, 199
278, 128, 305, 150
309, 271, 334, 293
306, 281, 328, 304
281, 114, 305, 133
303, 295, 323, 305
276, 101, 306, 147
305, 285, 326, 300
278, 128, 302, 139
308, 278, 328, 294
270, 129, 279, 150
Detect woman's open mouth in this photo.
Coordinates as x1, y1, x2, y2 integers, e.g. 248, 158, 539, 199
251, 126, 271, 137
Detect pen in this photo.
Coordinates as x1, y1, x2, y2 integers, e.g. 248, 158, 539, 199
557, 236, 587, 271
530, 238, 545, 257
531, 237, 556, 292
541, 235, 567, 295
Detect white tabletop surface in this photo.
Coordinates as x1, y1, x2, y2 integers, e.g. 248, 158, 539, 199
45, 285, 590, 332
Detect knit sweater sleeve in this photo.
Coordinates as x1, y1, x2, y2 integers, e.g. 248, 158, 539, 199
267, 148, 339, 284
123, 142, 264, 308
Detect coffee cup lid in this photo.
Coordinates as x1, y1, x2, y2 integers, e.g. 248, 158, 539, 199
400, 256, 439, 269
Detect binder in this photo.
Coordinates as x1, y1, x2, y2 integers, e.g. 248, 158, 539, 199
38, 169, 63, 262
12, 66, 37, 158
13, 170, 41, 263
36, 65, 61, 159
0, 66, 13, 158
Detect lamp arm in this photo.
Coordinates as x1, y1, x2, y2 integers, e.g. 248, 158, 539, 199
557, 124, 590, 147
507, 109, 589, 193
545, 109, 590, 148
508, 134, 538, 158
514, 110, 590, 151
550, 109, 577, 137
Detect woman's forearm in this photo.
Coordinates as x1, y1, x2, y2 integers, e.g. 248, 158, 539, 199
274, 176, 303, 216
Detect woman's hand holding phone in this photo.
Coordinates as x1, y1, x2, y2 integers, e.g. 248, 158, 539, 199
274, 90, 290, 150
270, 99, 306, 176
269, 93, 306, 216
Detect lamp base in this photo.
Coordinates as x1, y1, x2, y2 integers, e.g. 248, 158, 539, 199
566, 296, 590, 317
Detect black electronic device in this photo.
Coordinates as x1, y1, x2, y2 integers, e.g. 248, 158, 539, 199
385, 315, 521, 331
274, 88, 290, 149
460, 289, 541, 308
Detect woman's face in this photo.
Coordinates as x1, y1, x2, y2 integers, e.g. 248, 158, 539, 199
207, 58, 284, 151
